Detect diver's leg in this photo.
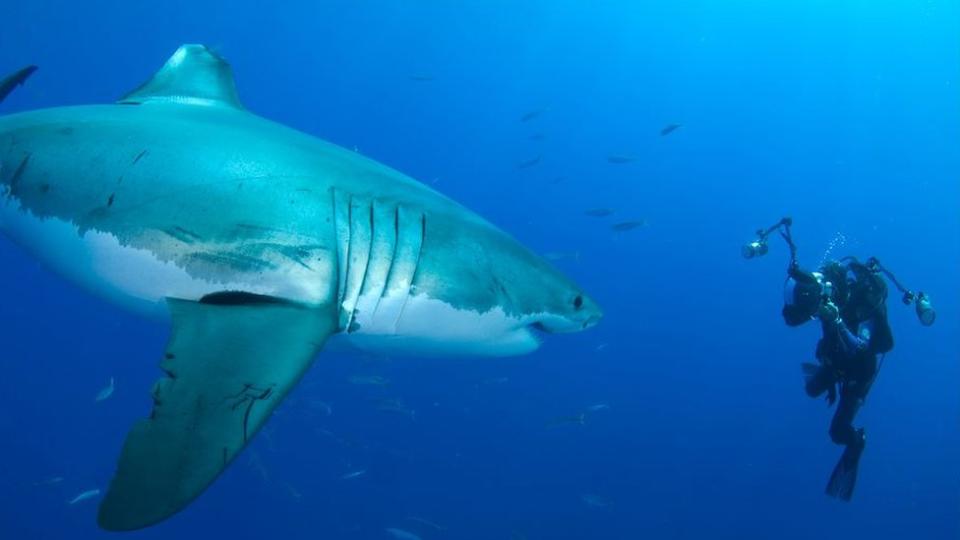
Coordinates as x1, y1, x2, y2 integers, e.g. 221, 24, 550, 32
829, 385, 864, 446
825, 383, 867, 501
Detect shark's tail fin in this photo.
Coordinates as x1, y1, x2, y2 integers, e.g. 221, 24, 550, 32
0, 65, 38, 106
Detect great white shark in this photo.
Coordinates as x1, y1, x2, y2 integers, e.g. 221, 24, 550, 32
0, 45, 602, 530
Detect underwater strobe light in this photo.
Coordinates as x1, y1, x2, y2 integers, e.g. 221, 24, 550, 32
742, 217, 794, 261
743, 218, 938, 328
862, 256, 937, 327
741, 239, 769, 259
909, 291, 936, 326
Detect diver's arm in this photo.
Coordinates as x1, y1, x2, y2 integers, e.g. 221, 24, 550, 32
818, 302, 872, 353
836, 320, 871, 353
826, 315, 874, 354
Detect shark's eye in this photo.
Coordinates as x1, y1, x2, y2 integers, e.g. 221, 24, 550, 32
573, 295, 583, 309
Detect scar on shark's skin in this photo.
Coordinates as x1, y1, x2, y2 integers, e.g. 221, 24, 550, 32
7, 152, 30, 194
163, 225, 202, 244
117, 150, 149, 185
225, 384, 275, 443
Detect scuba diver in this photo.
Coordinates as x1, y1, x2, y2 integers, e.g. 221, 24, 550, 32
744, 217, 935, 501
784, 258, 892, 500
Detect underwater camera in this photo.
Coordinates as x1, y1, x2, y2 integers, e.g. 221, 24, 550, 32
744, 217, 936, 327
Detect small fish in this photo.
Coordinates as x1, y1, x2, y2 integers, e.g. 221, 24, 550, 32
594, 342, 609, 352
585, 403, 610, 412
660, 123, 681, 136
543, 251, 580, 262
0, 65, 37, 105
584, 208, 614, 217
581, 493, 612, 508
611, 220, 647, 232
246, 450, 270, 482
341, 469, 367, 480
548, 413, 586, 427
377, 398, 416, 420
519, 109, 544, 122
67, 489, 101, 505
348, 375, 389, 386
408, 74, 434, 82
316, 428, 351, 447
404, 516, 446, 531
95, 377, 115, 402
385, 527, 422, 540
283, 482, 302, 500
480, 376, 510, 386
528, 133, 546, 141
308, 399, 333, 416
606, 154, 636, 164
33, 476, 64, 487
516, 155, 541, 169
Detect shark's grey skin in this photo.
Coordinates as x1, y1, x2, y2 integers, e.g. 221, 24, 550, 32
0, 45, 601, 529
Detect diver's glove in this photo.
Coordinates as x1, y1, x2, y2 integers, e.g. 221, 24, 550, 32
818, 301, 841, 329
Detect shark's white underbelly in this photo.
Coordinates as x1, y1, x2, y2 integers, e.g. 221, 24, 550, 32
0, 193, 329, 314
0, 194, 539, 356
342, 291, 540, 356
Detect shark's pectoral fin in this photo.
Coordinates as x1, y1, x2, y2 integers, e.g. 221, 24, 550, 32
98, 296, 336, 531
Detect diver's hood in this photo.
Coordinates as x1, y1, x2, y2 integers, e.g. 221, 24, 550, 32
782, 267, 823, 326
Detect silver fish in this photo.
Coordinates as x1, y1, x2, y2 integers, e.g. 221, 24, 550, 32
68, 489, 101, 505
340, 469, 367, 480
385, 528, 422, 540
95, 377, 115, 402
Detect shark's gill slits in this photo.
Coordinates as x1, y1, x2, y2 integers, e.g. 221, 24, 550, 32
333, 191, 426, 334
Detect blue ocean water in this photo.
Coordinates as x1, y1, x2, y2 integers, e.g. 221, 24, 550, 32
0, 2, 957, 539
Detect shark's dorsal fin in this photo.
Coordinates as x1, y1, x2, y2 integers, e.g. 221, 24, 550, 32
118, 44, 243, 109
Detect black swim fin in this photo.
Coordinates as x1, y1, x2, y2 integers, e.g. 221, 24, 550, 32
825, 430, 866, 501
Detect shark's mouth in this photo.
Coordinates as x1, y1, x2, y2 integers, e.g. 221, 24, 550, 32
529, 321, 550, 334
526, 312, 600, 334
526, 322, 549, 346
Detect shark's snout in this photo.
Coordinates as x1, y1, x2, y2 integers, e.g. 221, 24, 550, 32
528, 292, 603, 334
577, 295, 603, 330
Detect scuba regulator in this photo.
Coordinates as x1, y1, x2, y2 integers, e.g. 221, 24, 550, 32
743, 217, 936, 327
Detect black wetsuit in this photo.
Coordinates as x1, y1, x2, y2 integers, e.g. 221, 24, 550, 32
805, 310, 883, 448
794, 260, 894, 500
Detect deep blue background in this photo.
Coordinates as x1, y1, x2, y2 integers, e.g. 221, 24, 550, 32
0, 2, 957, 539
